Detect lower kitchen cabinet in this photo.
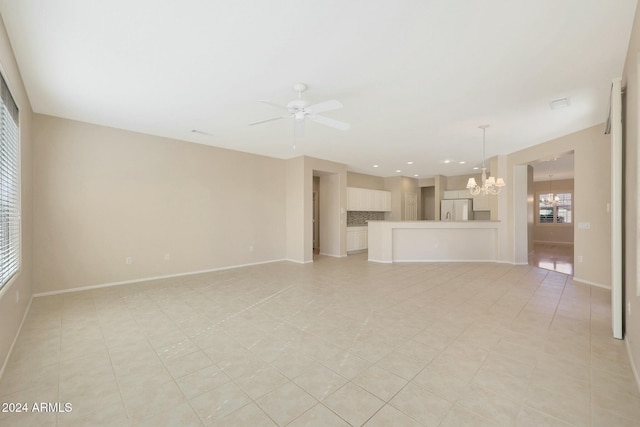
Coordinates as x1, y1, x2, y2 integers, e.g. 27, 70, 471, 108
346, 227, 368, 252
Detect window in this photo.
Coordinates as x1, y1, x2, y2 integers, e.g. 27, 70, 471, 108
0, 72, 19, 290
538, 192, 572, 224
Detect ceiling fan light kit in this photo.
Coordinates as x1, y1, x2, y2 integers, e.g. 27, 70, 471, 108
467, 125, 506, 196
249, 83, 350, 132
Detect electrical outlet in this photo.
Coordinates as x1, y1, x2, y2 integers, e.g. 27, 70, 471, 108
125, 257, 132, 265
577, 255, 583, 263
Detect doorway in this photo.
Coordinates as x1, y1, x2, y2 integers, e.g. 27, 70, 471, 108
421, 186, 435, 220
313, 177, 320, 255
312, 170, 341, 260
528, 153, 575, 275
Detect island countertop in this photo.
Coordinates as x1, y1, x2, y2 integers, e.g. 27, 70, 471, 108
367, 220, 500, 263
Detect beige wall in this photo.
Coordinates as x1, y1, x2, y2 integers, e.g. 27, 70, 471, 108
383, 176, 402, 220
33, 114, 286, 293
507, 125, 611, 287
318, 173, 342, 257
286, 156, 347, 263
346, 171, 385, 189
622, 1, 640, 390
304, 157, 347, 262
382, 176, 420, 221
527, 165, 534, 254
0, 18, 34, 376
532, 179, 575, 244
445, 173, 482, 191
286, 156, 305, 262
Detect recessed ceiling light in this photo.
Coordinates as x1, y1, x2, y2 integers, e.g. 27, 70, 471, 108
459, 161, 466, 164
473, 167, 479, 170
550, 97, 570, 110
414, 174, 419, 177
443, 160, 451, 164
396, 169, 402, 173
373, 164, 379, 168
407, 161, 413, 165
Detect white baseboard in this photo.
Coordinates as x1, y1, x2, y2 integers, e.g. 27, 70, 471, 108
0, 295, 33, 382
319, 252, 343, 258
625, 335, 640, 394
572, 276, 610, 289
284, 258, 314, 264
34, 259, 288, 297
367, 258, 393, 264
533, 240, 574, 246
393, 259, 494, 263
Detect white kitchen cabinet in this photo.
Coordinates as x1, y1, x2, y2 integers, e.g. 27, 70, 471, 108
347, 226, 368, 252
371, 189, 391, 211
347, 187, 391, 211
472, 194, 490, 211
347, 187, 363, 211
444, 190, 472, 200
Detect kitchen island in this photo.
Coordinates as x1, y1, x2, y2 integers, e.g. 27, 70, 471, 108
367, 220, 500, 263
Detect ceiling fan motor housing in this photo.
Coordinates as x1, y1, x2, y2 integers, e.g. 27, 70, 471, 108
287, 99, 309, 113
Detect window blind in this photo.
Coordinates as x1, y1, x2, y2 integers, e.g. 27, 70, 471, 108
0, 72, 19, 290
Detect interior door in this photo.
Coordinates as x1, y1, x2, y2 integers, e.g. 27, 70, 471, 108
405, 192, 417, 221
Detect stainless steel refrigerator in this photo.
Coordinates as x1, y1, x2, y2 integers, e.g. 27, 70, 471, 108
441, 199, 473, 221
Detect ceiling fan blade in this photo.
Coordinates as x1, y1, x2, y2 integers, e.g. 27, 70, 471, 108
258, 100, 288, 110
306, 99, 343, 114
248, 115, 289, 126
308, 114, 350, 131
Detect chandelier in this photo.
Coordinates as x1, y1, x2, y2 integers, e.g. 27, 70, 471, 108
541, 174, 559, 204
466, 125, 506, 196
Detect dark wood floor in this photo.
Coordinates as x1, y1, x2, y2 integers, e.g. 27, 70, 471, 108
530, 242, 574, 275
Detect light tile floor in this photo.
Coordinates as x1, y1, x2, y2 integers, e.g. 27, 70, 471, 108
1, 253, 639, 426
530, 243, 574, 276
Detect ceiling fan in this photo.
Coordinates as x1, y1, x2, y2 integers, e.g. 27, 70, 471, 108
249, 83, 350, 134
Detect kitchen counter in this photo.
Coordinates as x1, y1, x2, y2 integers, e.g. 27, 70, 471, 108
367, 220, 500, 263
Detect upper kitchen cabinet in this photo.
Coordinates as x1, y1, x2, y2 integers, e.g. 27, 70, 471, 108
347, 187, 391, 211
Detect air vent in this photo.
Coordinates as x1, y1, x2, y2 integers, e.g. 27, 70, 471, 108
550, 97, 570, 110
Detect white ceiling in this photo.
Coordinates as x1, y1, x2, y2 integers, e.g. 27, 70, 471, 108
0, 0, 636, 179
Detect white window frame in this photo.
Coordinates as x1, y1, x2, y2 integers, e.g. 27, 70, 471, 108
0, 71, 20, 292
536, 190, 572, 226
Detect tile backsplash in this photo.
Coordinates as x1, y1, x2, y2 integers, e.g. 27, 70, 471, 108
347, 211, 385, 226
